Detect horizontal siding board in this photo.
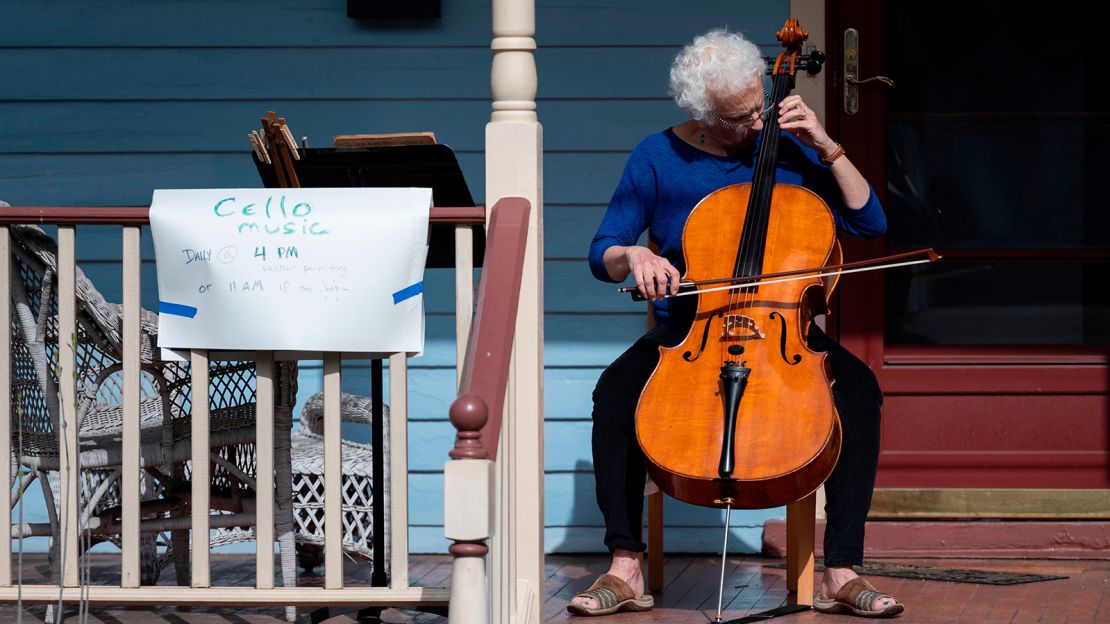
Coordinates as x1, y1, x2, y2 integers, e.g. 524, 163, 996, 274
544, 315, 644, 367
405, 472, 781, 546
304, 367, 459, 425
0, 47, 788, 101
543, 261, 642, 313
0, 48, 491, 100
409, 474, 447, 526
408, 527, 453, 555
542, 152, 646, 204
0, 100, 679, 154
2, 151, 690, 211
0, 101, 489, 154
0, 154, 299, 205
1, 1, 787, 48
0, 152, 486, 206
545, 206, 607, 259
0, 0, 492, 47
294, 365, 602, 424
292, 370, 598, 437
543, 368, 603, 421
292, 365, 602, 424
543, 472, 783, 527
409, 421, 460, 470
545, 420, 593, 471
0, 152, 641, 206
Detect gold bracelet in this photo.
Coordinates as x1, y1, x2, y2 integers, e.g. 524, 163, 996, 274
820, 144, 846, 165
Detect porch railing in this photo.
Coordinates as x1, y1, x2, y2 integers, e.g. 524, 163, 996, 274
443, 197, 530, 622
0, 197, 529, 611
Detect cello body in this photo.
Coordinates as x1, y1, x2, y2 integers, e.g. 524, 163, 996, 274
636, 181, 842, 509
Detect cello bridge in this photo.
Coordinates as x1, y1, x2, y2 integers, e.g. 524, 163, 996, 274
723, 314, 763, 340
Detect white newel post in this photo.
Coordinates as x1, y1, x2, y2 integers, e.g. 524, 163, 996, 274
445, 396, 494, 623
487, 0, 544, 622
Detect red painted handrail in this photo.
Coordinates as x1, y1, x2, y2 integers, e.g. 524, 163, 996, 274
448, 197, 530, 463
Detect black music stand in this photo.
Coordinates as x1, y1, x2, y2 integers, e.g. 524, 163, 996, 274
252, 143, 484, 268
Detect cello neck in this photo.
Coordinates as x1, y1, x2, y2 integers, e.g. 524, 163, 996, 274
753, 73, 795, 185
735, 72, 796, 283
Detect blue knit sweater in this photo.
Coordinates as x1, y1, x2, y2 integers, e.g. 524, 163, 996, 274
589, 128, 887, 328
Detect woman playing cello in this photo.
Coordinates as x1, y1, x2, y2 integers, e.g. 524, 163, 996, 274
568, 28, 904, 618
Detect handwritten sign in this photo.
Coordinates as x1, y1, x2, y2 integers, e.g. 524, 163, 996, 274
150, 188, 431, 354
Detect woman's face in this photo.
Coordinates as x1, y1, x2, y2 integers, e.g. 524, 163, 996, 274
704, 83, 768, 148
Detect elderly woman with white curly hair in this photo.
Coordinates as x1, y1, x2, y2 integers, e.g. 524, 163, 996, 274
568, 28, 904, 618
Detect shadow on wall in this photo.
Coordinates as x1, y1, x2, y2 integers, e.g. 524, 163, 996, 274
548, 459, 607, 553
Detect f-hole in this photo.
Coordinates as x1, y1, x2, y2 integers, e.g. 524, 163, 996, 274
683, 311, 723, 362
769, 311, 802, 365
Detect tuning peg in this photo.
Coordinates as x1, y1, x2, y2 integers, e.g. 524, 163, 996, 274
805, 50, 826, 75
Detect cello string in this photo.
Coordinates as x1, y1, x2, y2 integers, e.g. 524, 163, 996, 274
727, 74, 779, 364
744, 77, 784, 304
727, 77, 775, 362
735, 74, 787, 353
754, 75, 791, 317
722, 83, 758, 365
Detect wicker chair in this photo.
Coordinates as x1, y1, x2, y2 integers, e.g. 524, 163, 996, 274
291, 391, 388, 573
5, 222, 299, 591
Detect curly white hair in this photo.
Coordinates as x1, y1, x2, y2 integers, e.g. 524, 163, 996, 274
668, 29, 766, 122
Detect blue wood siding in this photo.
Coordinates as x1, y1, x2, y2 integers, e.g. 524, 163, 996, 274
2, 0, 790, 553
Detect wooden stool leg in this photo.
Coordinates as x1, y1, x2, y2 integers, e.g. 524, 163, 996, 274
647, 490, 664, 592
785, 492, 816, 605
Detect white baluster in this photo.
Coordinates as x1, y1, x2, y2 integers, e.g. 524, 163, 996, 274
121, 226, 141, 587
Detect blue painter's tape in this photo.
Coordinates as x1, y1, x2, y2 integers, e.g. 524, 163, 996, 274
392, 281, 424, 304
159, 301, 198, 318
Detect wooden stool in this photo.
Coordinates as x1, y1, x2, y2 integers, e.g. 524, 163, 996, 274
645, 490, 817, 605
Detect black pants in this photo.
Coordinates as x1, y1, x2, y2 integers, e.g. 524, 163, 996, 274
590, 323, 882, 567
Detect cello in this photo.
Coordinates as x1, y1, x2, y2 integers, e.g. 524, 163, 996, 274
635, 20, 842, 514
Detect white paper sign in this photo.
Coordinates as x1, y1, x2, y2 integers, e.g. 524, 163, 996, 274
150, 188, 431, 354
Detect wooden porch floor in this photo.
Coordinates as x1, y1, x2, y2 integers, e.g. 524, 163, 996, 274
0, 554, 1106, 623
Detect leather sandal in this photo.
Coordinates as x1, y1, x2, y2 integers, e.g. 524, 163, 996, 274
566, 573, 654, 616
813, 576, 904, 618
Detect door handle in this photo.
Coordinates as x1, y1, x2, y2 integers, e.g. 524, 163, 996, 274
844, 28, 895, 115
847, 75, 895, 87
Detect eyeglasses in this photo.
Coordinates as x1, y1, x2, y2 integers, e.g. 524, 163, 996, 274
709, 91, 772, 133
